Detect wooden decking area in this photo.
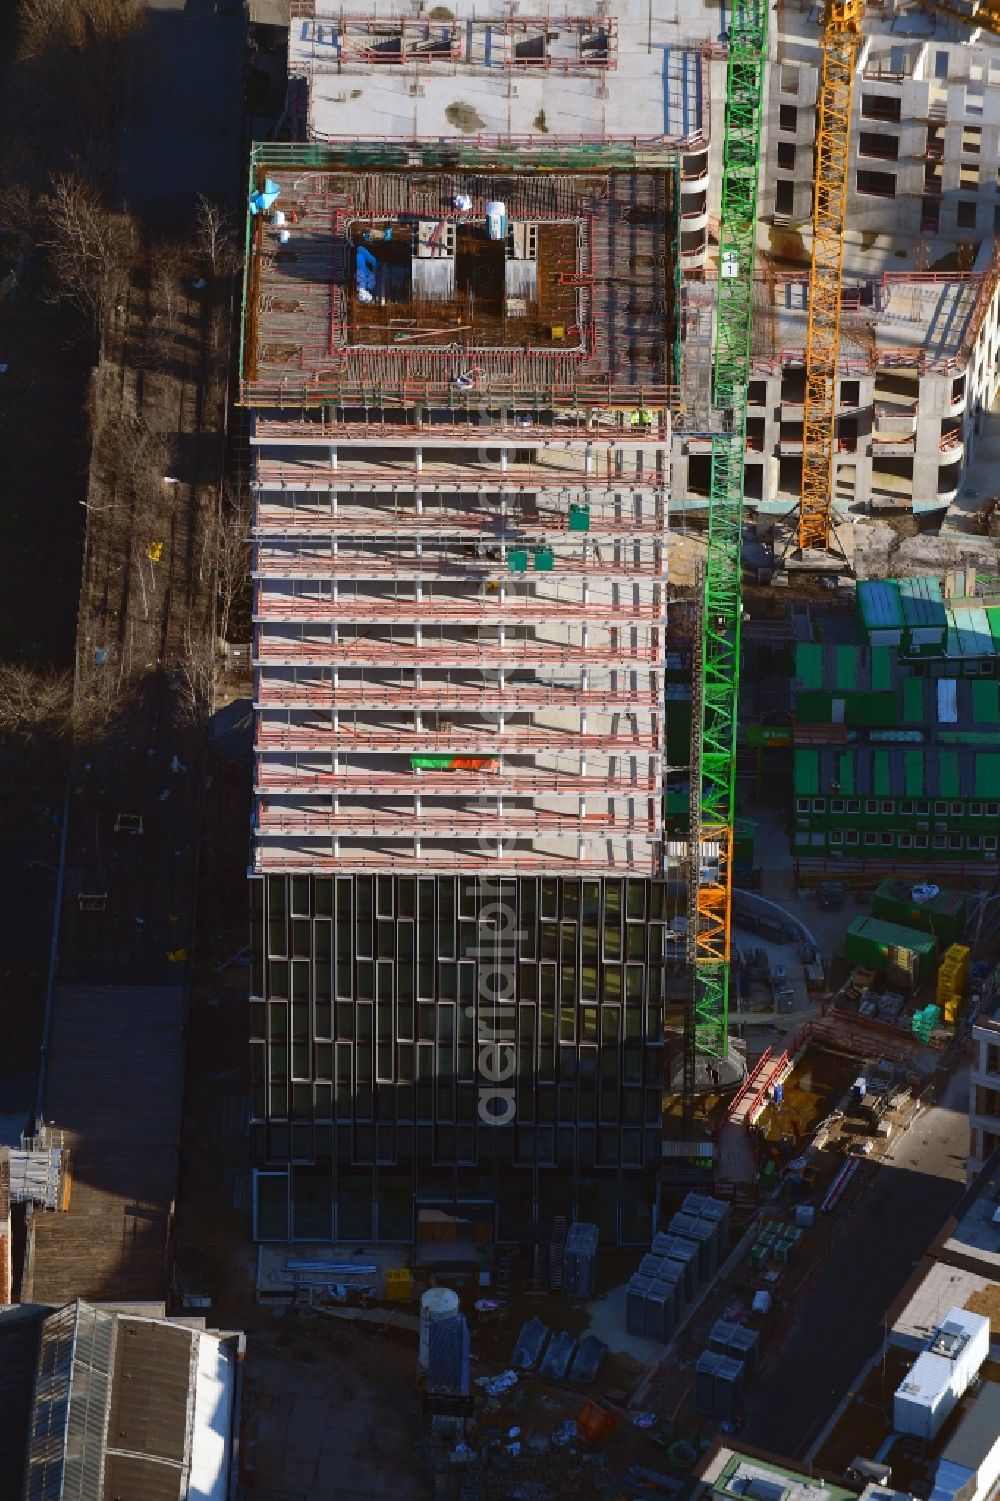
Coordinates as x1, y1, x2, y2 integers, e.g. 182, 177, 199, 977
30, 985, 186, 1305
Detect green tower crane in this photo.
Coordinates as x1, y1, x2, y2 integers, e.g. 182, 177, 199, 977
684, 0, 768, 1104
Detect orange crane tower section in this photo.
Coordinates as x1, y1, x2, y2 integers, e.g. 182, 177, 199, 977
798, 0, 862, 553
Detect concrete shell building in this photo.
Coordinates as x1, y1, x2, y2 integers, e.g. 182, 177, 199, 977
242, 0, 724, 1248
969, 984, 1000, 1176
691, 8, 1000, 520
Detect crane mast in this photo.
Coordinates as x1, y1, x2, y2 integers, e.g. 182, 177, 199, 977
685, 0, 767, 1093
799, 0, 861, 552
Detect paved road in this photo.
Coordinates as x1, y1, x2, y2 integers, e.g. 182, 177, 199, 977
741, 1063, 969, 1456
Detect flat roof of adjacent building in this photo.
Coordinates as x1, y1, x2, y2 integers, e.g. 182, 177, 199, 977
794, 745, 1000, 800
0, 1306, 45, 1501
290, 2, 711, 146
934, 1152, 1000, 1277
31, 985, 186, 1305
889, 1260, 1000, 1351
940, 1382, 1000, 1472
765, 277, 981, 373
698, 1444, 858, 1501
22, 1302, 240, 1501
875, 280, 979, 361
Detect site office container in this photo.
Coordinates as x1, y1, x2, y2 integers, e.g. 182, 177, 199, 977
795, 689, 897, 728
871, 879, 967, 946
845, 916, 938, 990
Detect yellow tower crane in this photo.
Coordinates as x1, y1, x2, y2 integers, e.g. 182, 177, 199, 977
798, 0, 862, 553
932, 0, 1000, 31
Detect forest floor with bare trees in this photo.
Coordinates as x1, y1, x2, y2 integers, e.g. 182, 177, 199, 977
0, 0, 247, 1118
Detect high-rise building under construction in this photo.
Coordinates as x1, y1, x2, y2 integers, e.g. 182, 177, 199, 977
243, 2, 713, 1248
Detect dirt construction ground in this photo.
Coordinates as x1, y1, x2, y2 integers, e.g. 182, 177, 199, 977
242, 1312, 431, 1501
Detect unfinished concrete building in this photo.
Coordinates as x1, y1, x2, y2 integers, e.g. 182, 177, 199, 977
242, 0, 722, 1247
743, 10, 1000, 519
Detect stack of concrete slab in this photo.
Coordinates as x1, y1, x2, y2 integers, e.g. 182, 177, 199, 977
625, 1195, 734, 1347
695, 1318, 760, 1418
695, 1348, 745, 1420
650, 1232, 699, 1300
708, 1318, 759, 1378
680, 1192, 731, 1258
666, 1211, 718, 1280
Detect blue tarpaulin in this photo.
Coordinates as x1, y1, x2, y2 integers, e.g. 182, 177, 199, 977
249, 177, 281, 216
355, 244, 378, 297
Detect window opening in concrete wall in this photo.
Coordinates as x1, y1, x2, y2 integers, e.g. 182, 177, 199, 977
861, 92, 901, 121
859, 130, 898, 161
857, 169, 896, 197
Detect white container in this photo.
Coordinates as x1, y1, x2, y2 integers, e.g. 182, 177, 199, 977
486, 201, 507, 241
273, 210, 286, 228
894, 1307, 990, 1440
418, 1286, 460, 1370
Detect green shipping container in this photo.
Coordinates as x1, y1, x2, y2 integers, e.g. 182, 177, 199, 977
870, 879, 967, 946
845, 916, 938, 990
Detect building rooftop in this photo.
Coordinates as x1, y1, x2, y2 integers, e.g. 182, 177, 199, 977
888, 1260, 1000, 1352
31, 984, 186, 1306
794, 745, 1000, 800
758, 258, 1000, 376
289, 2, 712, 147
698, 1444, 858, 1501
241, 160, 678, 406
0, 1306, 44, 1501
937, 1381, 1000, 1474
22, 1301, 240, 1501
793, 644, 1000, 739
935, 1151, 1000, 1277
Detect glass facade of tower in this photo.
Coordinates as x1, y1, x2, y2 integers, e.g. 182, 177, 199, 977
251, 873, 667, 1245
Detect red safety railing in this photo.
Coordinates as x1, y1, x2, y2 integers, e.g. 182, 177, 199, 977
256, 681, 662, 711
255, 508, 668, 535
256, 724, 663, 751
256, 805, 656, 834
255, 767, 661, 795
253, 417, 670, 442
255, 639, 664, 666
255, 848, 662, 874
254, 462, 666, 490
253, 552, 668, 580
724, 1047, 772, 1123
254, 590, 667, 623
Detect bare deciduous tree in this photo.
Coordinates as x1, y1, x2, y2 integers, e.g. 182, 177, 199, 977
194, 193, 238, 278
18, 0, 143, 58
96, 410, 171, 518
0, 664, 73, 742
214, 478, 252, 644
39, 169, 138, 329
150, 239, 187, 327
175, 631, 216, 726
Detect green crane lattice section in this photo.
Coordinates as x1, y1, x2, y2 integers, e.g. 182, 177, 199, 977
690, 0, 767, 1061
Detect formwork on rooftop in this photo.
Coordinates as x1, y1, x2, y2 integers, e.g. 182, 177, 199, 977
240, 157, 679, 410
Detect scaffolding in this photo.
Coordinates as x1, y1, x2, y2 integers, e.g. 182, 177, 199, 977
240, 161, 679, 409
248, 152, 673, 878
